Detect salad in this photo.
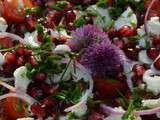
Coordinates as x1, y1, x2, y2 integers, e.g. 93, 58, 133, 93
0, 0, 160, 120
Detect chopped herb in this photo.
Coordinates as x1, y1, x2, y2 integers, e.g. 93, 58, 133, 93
74, 5, 83, 10
74, 17, 86, 27
25, 7, 42, 14
68, 112, 80, 120
128, 35, 143, 42
96, 0, 108, 8
122, 88, 142, 120
49, 1, 67, 11
36, 23, 44, 33
108, 7, 122, 19
55, 81, 83, 104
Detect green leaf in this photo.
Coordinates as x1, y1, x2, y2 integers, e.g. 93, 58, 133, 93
68, 112, 80, 120
25, 7, 42, 14
36, 23, 44, 33
49, 1, 67, 11
96, 0, 108, 8
74, 17, 86, 27
49, 5, 64, 11
128, 35, 143, 42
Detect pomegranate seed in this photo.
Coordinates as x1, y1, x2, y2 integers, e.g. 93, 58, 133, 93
2, 63, 15, 77
132, 75, 142, 87
108, 28, 118, 39
31, 103, 46, 117
16, 47, 25, 56
26, 15, 37, 30
45, 12, 63, 28
146, 48, 159, 60
49, 85, 59, 94
88, 112, 104, 120
132, 64, 145, 77
118, 26, 137, 37
125, 48, 139, 60
24, 49, 32, 56
154, 58, 160, 70
64, 11, 76, 24
40, 83, 51, 96
152, 37, 160, 47
34, 72, 47, 82
4, 52, 17, 64
52, 112, 57, 120
42, 98, 55, 107
28, 56, 37, 66
17, 57, 25, 66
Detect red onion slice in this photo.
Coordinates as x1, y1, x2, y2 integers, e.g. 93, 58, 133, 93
101, 104, 160, 116
0, 32, 26, 44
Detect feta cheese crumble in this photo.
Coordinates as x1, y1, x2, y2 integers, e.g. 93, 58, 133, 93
143, 69, 160, 95
147, 17, 160, 36
114, 7, 137, 30
14, 66, 31, 93
0, 17, 8, 32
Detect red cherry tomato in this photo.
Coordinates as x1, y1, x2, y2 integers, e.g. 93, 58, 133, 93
0, 0, 33, 22
94, 78, 127, 98
5, 97, 29, 120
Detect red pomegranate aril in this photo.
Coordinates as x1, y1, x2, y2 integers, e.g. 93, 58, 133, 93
31, 103, 46, 117
88, 112, 104, 120
118, 26, 137, 37
154, 58, 160, 70
16, 47, 25, 56
132, 64, 145, 77
17, 57, 25, 66
49, 85, 59, 94
152, 37, 160, 47
64, 10, 76, 24
52, 112, 57, 120
30, 87, 44, 99
146, 48, 159, 60
28, 56, 37, 66
42, 98, 55, 107
108, 28, 118, 39
24, 49, 32, 56
125, 48, 139, 61
26, 15, 37, 30
34, 72, 47, 82
4, 52, 17, 64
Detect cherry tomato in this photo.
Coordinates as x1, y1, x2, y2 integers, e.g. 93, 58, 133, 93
94, 78, 127, 98
0, 0, 33, 22
5, 97, 29, 120
0, 37, 14, 48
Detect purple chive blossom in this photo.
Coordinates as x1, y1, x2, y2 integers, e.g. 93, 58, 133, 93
67, 24, 111, 51
80, 40, 126, 77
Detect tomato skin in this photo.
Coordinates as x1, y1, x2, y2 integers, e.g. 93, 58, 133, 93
5, 97, 28, 120
94, 78, 127, 98
0, 0, 33, 22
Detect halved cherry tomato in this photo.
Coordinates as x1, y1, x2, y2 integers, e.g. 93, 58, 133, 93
0, 0, 33, 22
5, 97, 29, 120
0, 37, 14, 48
94, 78, 128, 98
